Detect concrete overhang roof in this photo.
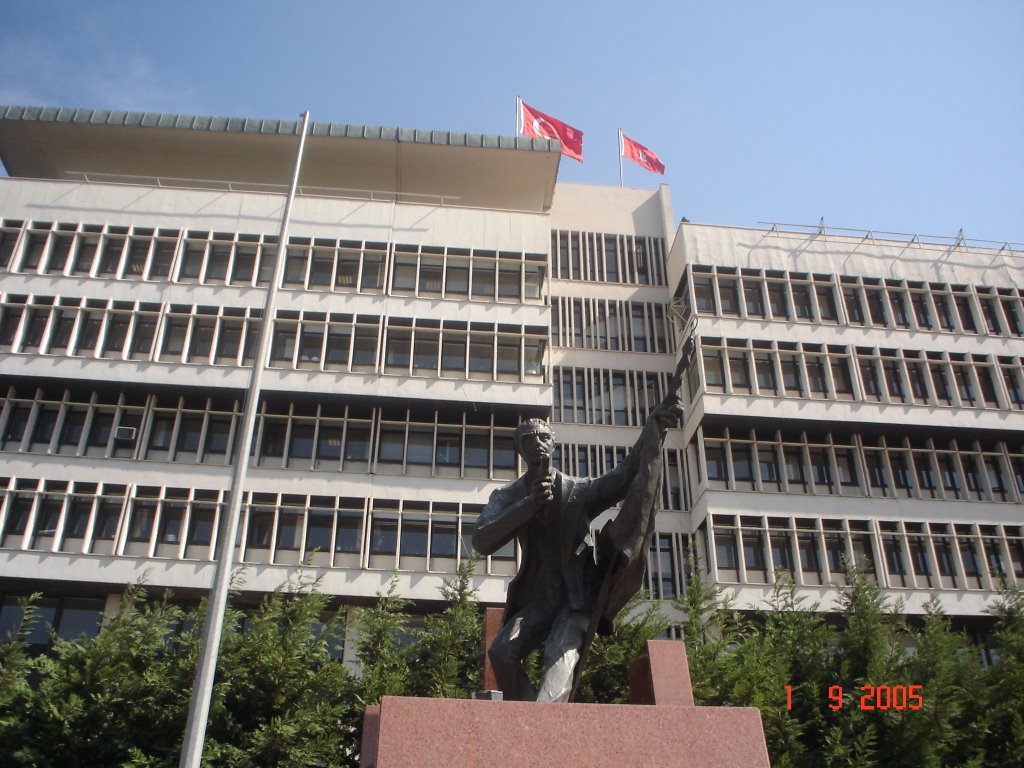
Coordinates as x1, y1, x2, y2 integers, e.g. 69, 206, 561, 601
0, 105, 562, 212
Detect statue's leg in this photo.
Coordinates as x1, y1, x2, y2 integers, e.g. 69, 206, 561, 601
536, 608, 590, 703
488, 602, 556, 701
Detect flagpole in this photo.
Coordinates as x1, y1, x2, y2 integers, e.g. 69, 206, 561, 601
515, 96, 521, 136
177, 110, 310, 768
618, 129, 624, 187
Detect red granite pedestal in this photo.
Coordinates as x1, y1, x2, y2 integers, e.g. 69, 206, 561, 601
360, 640, 771, 768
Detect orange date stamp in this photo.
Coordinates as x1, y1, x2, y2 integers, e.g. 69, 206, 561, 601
785, 684, 923, 711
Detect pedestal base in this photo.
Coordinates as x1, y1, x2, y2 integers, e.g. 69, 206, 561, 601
361, 696, 770, 768
359, 640, 771, 768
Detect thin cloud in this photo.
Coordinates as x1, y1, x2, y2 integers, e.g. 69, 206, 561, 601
0, 33, 197, 112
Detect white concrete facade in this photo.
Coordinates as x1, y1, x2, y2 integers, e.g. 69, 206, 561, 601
0, 110, 688, 651
0, 108, 1020, 653
672, 222, 1024, 621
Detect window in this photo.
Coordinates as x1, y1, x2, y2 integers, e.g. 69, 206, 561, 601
188, 319, 215, 362
352, 325, 377, 368
305, 509, 333, 553
188, 505, 216, 547
694, 277, 715, 313
344, 426, 370, 466
719, 279, 739, 315
743, 280, 765, 317
446, 259, 469, 295
471, 262, 495, 300
335, 509, 363, 554
497, 265, 521, 299
204, 417, 232, 462
806, 357, 827, 397
58, 408, 87, 454
816, 286, 837, 322
865, 289, 887, 325
956, 295, 977, 332
758, 447, 782, 491
128, 500, 156, 543
270, 323, 296, 365
101, 314, 130, 357
798, 532, 820, 575
258, 419, 287, 466
47, 235, 74, 274
705, 443, 727, 484
729, 353, 751, 393
85, 411, 114, 456
770, 532, 794, 572
791, 284, 812, 320
392, 256, 417, 293
276, 511, 302, 551
247, 507, 274, 549
232, 245, 256, 284
370, 511, 398, 556
288, 422, 315, 466
325, 326, 351, 369
844, 287, 865, 324
703, 350, 725, 392
385, 330, 412, 372
780, 355, 802, 395
361, 252, 384, 291
889, 289, 910, 327
413, 331, 439, 373
714, 528, 738, 572
755, 355, 777, 394
73, 312, 102, 355
767, 283, 789, 319
175, 415, 203, 461
308, 251, 334, 287
419, 259, 444, 294
215, 320, 242, 365
160, 317, 188, 361
298, 325, 324, 366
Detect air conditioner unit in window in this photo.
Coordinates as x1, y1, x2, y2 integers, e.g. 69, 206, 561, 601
114, 426, 137, 442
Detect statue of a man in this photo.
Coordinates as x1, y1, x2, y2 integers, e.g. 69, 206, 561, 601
472, 392, 683, 702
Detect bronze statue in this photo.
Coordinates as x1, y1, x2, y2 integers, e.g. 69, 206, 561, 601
473, 339, 693, 702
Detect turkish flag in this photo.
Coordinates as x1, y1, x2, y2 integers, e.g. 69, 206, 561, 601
519, 100, 584, 162
621, 132, 665, 175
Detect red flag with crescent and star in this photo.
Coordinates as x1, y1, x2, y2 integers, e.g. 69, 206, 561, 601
621, 132, 665, 174
519, 100, 584, 162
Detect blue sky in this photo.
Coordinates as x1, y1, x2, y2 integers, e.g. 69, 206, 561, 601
2, 0, 1022, 245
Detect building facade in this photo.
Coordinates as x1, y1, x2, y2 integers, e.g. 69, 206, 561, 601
0, 106, 1020, 658
0, 107, 682, 659
671, 223, 1024, 625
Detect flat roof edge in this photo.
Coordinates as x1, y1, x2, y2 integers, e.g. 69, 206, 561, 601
0, 105, 562, 154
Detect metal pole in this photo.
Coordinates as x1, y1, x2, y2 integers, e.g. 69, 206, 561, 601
515, 96, 521, 135
178, 110, 311, 768
618, 129, 624, 187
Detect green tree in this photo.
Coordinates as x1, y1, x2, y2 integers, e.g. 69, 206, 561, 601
409, 558, 483, 699
727, 571, 831, 768
673, 561, 740, 708
896, 597, 986, 768
201, 575, 352, 768
0, 595, 43, 763
349, 575, 412, 707
3, 584, 192, 767
981, 584, 1024, 768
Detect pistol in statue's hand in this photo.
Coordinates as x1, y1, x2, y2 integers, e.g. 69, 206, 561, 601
531, 470, 555, 508
653, 397, 684, 432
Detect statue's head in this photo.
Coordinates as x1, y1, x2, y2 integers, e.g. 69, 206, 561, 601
514, 418, 555, 465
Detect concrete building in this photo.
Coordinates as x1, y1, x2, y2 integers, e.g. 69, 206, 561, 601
672, 222, 1024, 631
0, 106, 1020, 655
